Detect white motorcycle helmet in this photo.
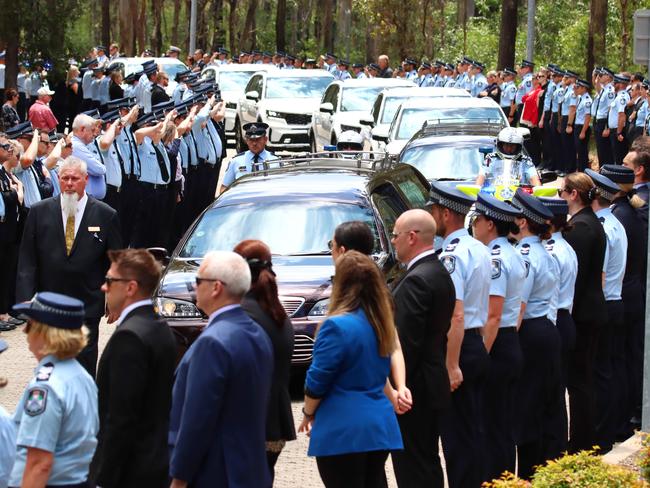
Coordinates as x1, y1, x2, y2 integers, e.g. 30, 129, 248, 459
495, 127, 524, 160
336, 130, 364, 151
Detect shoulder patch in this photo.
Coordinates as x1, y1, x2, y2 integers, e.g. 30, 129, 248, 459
491, 258, 502, 279
544, 239, 555, 252
36, 362, 55, 382
491, 245, 501, 255
608, 92, 615, 99
520, 243, 530, 256
234, 151, 246, 158
598, 216, 605, 224
24, 388, 48, 417
445, 238, 460, 253
441, 255, 456, 274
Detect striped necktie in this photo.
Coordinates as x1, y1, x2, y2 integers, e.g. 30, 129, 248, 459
65, 213, 75, 255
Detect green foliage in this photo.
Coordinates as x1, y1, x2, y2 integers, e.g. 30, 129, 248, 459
639, 433, 650, 482
482, 471, 531, 487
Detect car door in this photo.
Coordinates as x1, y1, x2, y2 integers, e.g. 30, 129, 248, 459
240, 74, 262, 125
314, 85, 336, 148
321, 85, 339, 146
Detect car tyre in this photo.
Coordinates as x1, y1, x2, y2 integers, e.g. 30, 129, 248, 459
234, 118, 245, 153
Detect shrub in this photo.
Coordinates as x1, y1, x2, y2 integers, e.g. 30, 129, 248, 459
639, 434, 650, 483
482, 472, 531, 487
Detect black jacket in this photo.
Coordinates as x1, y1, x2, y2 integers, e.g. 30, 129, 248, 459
151, 84, 170, 106
0, 167, 19, 244
392, 253, 456, 410
636, 183, 649, 233
91, 305, 177, 488
16, 195, 122, 318
241, 294, 296, 442
563, 206, 607, 327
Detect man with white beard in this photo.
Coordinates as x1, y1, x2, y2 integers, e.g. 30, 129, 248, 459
16, 156, 122, 378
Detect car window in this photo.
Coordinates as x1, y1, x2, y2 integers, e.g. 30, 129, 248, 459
390, 169, 430, 208
400, 144, 484, 181
265, 76, 333, 99
323, 85, 339, 109
381, 97, 409, 124
245, 75, 260, 93
340, 86, 386, 112
372, 94, 383, 123
218, 71, 256, 93
202, 68, 217, 80
371, 184, 406, 243
179, 201, 378, 257
161, 63, 188, 79
397, 106, 506, 140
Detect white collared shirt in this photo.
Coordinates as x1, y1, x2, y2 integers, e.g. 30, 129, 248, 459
116, 299, 153, 327
207, 304, 241, 327
407, 248, 437, 270
60, 192, 88, 238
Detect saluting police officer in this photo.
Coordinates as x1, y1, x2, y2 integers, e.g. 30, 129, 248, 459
585, 168, 628, 453
220, 122, 278, 194
470, 193, 525, 482
428, 182, 490, 488
540, 67, 562, 171
470, 61, 487, 98
510, 189, 565, 479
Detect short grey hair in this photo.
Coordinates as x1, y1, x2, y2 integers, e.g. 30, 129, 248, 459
202, 251, 251, 298
72, 114, 96, 132
59, 156, 88, 176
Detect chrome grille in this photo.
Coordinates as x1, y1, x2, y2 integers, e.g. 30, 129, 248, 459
284, 113, 312, 125
280, 296, 305, 317
292, 334, 315, 363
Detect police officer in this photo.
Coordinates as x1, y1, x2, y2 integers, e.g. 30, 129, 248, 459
335, 59, 352, 81
585, 169, 628, 453
631, 81, 648, 141
139, 61, 158, 114
428, 182, 490, 488
352, 63, 366, 79
403, 58, 418, 82
9, 292, 98, 488
539, 66, 562, 170
432, 61, 446, 87
172, 69, 191, 104
605, 74, 631, 164
470, 61, 487, 98
90, 66, 105, 109
417, 62, 434, 87
515, 60, 535, 124
550, 70, 567, 173
6, 122, 42, 213
510, 189, 564, 479
80, 58, 98, 111
572, 79, 593, 172
470, 193, 525, 482
323, 53, 338, 74
593, 68, 616, 164
500, 68, 517, 124
560, 70, 578, 175
540, 196, 578, 448
95, 111, 124, 213
443, 64, 456, 88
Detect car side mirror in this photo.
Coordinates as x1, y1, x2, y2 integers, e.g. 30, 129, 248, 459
359, 115, 375, 127
478, 146, 494, 155
372, 133, 388, 142
319, 102, 334, 114
147, 247, 171, 267
540, 170, 558, 185
245, 90, 259, 101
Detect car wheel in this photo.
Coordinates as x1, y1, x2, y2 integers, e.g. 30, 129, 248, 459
310, 133, 317, 153
234, 118, 245, 153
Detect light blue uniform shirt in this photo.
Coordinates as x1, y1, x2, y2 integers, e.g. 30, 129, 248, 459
180, 132, 199, 169
137, 136, 169, 185
488, 236, 526, 328
123, 84, 137, 100
115, 124, 137, 177
575, 93, 593, 125
515, 73, 533, 105
459, 72, 472, 91
517, 235, 559, 320
596, 207, 627, 301
0, 185, 5, 219
98, 75, 111, 106
544, 231, 578, 323
608, 89, 630, 129
13, 164, 41, 209
471, 73, 487, 97
222, 149, 278, 188
444, 77, 456, 88
597, 83, 615, 119
0, 406, 16, 488
355, 72, 367, 80
439, 228, 491, 329
500, 81, 516, 108
479, 154, 538, 186
326, 63, 338, 74
71, 135, 106, 200
90, 77, 102, 102
419, 74, 434, 87
10, 356, 98, 486
561, 85, 575, 117
49, 167, 61, 197
191, 105, 214, 162
406, 69, 418, 82
543, 81, 556, 112
336, 70, 351, 81
172, 83, 186, 104
552, 84, 565, 113
636, 99, 648, 128
97, 137, 122, 188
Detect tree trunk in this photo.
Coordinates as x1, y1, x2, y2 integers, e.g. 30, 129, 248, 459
497, 0, 518, 69
228, 0, 238, 52
587, 0, 607, 78
620, 0, 631, 71
151, 0, 163, 55
276, 0, 286, 51
120, 0, 136, 55
290, 2, 298, 53
322, 0, 334, 53
102, 0, 111, 48
242, 0, 258, 51
212, 0, 225, 50
137, 0, 147, 55
171, 0, 181, 47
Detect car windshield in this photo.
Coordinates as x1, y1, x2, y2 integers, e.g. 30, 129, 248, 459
396, 107, 505, 140
161, 63, 188, 78
265, 76, 332, 99
382, 97, 410, 124
341, 86, 386, 112
217, 71, 256, 92
400, 144, 484, 181
179, 201, 378, 257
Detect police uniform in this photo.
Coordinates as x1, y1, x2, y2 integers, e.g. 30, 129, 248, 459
5, 122, 42, 211
574, 79, 593, 172
336, 60, 352, 81
474, 194, 526, 481
9, 293, 98, 488
559, 76, 577, 175
222, 123, 278, 189
80, 59, 98, 111
471, 64, 487, 98
500, 70, 517, 121
550, 77, 566, 172
608, 75, 631, 164
429, 182, 490, 488
540, 67, 558, 169
594, 69, 615, 166
479, 151, 537, 195
633, 93, 648, 142
515, 60, 535, 125
96, 112, 124, 214
511, 189, 564, 479
586, 169, 628, 452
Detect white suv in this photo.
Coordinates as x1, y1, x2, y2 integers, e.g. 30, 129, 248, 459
235, 70, 335, 152
310, 78, 414, 151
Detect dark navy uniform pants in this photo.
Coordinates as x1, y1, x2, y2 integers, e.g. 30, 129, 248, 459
549, 112, 561, 171
573, 125, 591, 172
560, 115, 576, 174
623, 281, 645, 437
594, 119, 613, 165
609, 131, 628, 165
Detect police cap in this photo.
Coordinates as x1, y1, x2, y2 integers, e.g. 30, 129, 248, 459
471, 60, 485, 70
134, 111, 157, 128
600, 67, 615, 78
368, 63, 380, 71
585, 168, 619, 201
243, 122, 269, 139
576, 79, 591, 89
352, 63, 364, 69
511, 188, 553, 224
325, 52, 337, 60
614, 73, 631, 84
475, 193, 521, 222
520, 59, 535, 69
13, 292, 85, 330
5, 121, 34, 140
564, 70, 579, 79
338, 59, 350, 67
101, 110, 121, 124
152, 100, 175, 114
80, 58, 98, 69
502, 67, 517, 76
538, 197, 569, 216
81, 109, 101, 119
426, 181, 476, 215
404, 58, 418, 66
420, 62, 432, 70
600, 164, 634, 185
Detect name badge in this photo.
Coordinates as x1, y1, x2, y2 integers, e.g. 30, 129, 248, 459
88, 226, 100, 232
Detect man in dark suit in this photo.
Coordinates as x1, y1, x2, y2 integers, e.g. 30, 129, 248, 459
91, 248, 176, 488
16, 156, 122, 377
622, 144, 650, 232
169, 251, 273, 488
151, 72, 171, 106
390, 209, 456, 488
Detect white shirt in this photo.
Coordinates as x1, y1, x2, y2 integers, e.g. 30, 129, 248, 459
207, 304, 241, 327
60, 192, 88, 238
116, 299, 153, 327
407, 248, 438, 270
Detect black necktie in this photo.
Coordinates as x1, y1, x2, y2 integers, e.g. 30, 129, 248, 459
153, 144, 170, 182
253, 153, 260, 170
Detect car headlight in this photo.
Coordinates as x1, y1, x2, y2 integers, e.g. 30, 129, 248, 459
340, 124, 361, 133
226, 102, 237, 110
308, 298, 330, 318
267, 110, 283, 119
154, 297, 202, 318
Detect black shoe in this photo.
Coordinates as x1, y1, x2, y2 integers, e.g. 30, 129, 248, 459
5, 316, 25, 326
0, 321, 16, 332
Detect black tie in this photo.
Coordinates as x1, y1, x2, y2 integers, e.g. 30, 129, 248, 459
253, 153, 260, 170
153, 144, 170, 182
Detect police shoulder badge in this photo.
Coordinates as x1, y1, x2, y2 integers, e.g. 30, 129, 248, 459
445, 238, 460, 253
491, 258, 502, 279
545, 239, 555, 252
491, 245, 501, 255
441, 255, 456, 274
36, 362, 55, 382
25, 387, 48, 417
520, 243, 530, 256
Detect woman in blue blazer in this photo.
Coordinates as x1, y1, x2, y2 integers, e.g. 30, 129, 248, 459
299, 251, 403, 488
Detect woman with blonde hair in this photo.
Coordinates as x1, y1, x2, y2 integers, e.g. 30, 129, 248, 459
66, 65, 82, 129
8, 292, 98, 488
299, 251, 402, 488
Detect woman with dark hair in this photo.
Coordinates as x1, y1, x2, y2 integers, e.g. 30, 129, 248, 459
233, 239, 295, 481
299, 251, 403, 488
559, 171, 607, 453
510, 188, 564, 479
1, 89, 20, 131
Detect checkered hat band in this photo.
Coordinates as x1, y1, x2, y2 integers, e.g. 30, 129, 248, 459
476, 201, 516, 222
32, 296, 82, 317
513, 196, 547, 224
430, 189, 472, 215
598, 188, 616, 201
600, 167, 633, 184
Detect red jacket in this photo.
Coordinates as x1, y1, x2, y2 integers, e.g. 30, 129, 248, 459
521, 86, 542, 127
28, 100, 58, 132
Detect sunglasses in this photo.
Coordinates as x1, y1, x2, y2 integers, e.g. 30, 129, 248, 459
195, 276, 227, 287
104, 276, 136, 285
557, 187, 571, 196
0, 143, 11, 151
